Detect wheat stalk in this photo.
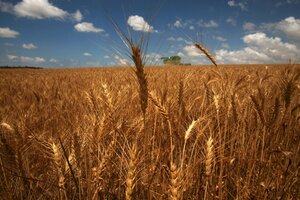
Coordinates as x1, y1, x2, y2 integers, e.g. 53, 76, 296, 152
195, 43, 218, 67
110, 17, 149, 117
149, 91, 174, 162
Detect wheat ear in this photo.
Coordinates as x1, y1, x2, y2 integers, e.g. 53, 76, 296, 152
52, 143, 65, 189
125, 143, 138, 200
205, 136, 214, 177
195, 43, 218, 67
149, 91, 169, 120
110, 18, 148, 117
169, 162, 181, 200
130, 42, 149, 117
149, 91, 174, 162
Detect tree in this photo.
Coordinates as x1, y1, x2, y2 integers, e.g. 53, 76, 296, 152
161, 56, 182, 65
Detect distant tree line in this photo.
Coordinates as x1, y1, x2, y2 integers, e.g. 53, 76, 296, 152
0, 66, 43, 69
161, 56, 191, 66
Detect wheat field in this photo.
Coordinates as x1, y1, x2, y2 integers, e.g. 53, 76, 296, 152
0, 64, 299, 199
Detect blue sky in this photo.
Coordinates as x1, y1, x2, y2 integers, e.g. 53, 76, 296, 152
0, 0, 300, 67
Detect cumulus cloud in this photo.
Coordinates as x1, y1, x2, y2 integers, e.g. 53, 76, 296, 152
127, 15, 154, 32
75, 22, 104, 33
183, 45, 205, 57
276, 17, 300, 40
216, 32, 300, 63
174, 20, 183, 28
49, 58, 58, 63
145, 53, 162, 65
0, 0, 82, 21
227, 0, 247, 11
7, 55, 18, 60
0, 0, 14, 13
114, 55, 130, 66
172, 18, 217, 29
276, 0, 300, 7
22, 43, 37, 49
167, 37, 184, 42
83, 52, 92, 56
244, 17, 300, 40
3, 43, 14, 46
177, 45, 212, 65
226, 17, 237, 26
0, 27, 19, 38
8, 54, 45, 64
221, 43, 230, 49
243, 22, 256, 31
198, 19, 218, 28
214, 36, 227, 42
14, 0, 67, 19
72, 10, 83, 22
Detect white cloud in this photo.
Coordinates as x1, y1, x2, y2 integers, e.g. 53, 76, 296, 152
245, 17, 300, 40
214, 36, 227, 42
75, 22, 104, 33
127, 15, 154, 32
0, 0, 81, 21
3, 43, 14, 46
0, 1, 14, 13
72, 10, 83, 22
14, 0, 67, 19
168, 37, 185, 42
177, 46, 212, 65
198, 20, 218, 28
227, 0, 247, 11
21, 56, 45, 63
49, 58, 58, 63
173, 18, 218, 29
226, 17, 237, 26
221, 43, 230, 49
7, 55, 18, 60
114, 55, 130, 65
183, 45, 205, 57
22, 43, 37, 49
174, 20, 183, 28
8, 54, 45, 64
276, 0, 300, 7
104, 55, 110, 59
216, 32, 300, 63
144, 53, 162, 65
227, 0, 235, 6
0, 27, 19, 38
243, 22, 256, 31
276, 17, 300, 40
167, 36, 176, 41
83, 52, 92, 56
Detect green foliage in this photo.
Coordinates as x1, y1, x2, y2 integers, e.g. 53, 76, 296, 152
161, 56, 182, 65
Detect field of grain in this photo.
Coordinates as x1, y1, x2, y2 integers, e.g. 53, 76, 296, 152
0, 64, 299, 199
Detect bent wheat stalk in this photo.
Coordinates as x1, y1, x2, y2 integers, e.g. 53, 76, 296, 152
195, 43, 218, 67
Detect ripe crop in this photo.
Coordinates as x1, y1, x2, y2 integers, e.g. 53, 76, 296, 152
0, 64, 299, 199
